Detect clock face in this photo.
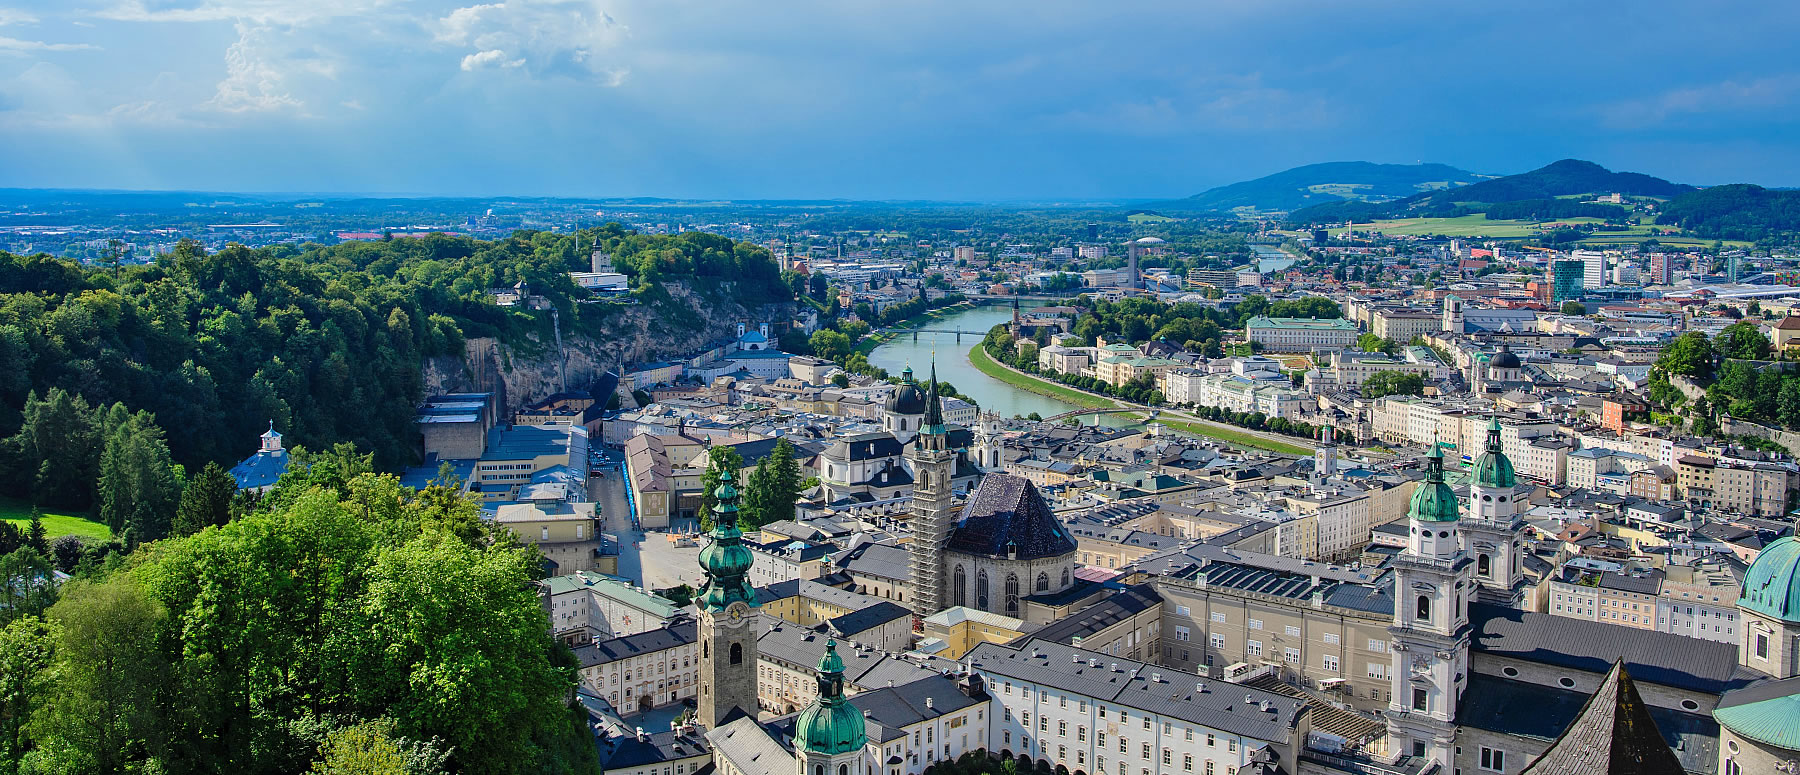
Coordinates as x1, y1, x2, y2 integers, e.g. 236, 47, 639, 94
725, 601, 749, 625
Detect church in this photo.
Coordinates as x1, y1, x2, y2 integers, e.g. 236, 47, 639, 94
815, 364, 990, 504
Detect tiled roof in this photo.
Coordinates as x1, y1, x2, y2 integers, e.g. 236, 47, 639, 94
947, 474, 1077, 560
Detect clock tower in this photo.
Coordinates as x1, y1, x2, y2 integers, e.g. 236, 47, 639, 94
696, 468, 761, 729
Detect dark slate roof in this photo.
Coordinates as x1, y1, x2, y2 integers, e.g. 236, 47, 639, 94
1469, 603, 1749, 695
967, 639, 1304, 745
834, 541, 912, 582
823, 432, 905, 462
1026, 583, 1162, 645
573, 619, 697, 668
1516, 661, 1694, 775
1460, 672, 1717, 774
824, 601, 911, 639
600, 728, 713, 770
947, 474, 1077, 560
849, 674, 986, 744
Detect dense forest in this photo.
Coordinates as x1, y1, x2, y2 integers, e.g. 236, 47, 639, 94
1649, 323, 1800, 439
0, 226, 787, 478
1659, 184, 1800, 242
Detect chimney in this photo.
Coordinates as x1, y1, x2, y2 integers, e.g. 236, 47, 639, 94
925, 697, 934, 709
636, 727, 646, 742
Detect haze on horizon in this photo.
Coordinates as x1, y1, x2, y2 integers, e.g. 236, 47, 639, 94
2, 0, 1798, 201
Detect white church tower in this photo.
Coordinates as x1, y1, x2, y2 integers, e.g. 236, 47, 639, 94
1464, 418, 1528, 606
974, 411, 1005, 471
1385, 443, 1473, 768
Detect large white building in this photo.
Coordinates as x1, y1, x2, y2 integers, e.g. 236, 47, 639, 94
1244, 316, 1359, 352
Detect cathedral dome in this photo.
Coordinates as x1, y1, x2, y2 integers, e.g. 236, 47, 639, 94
795, 640, 866, 756
886, 367, 927, 416
1740, 536, 1800, 624
1409, 446, 1460, 523
1489, 344, 1521, 370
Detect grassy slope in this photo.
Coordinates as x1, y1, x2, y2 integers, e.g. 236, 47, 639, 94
967, 345, 1312, 455
0, 497, 111, 540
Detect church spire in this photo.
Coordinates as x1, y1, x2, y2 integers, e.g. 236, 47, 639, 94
922, 359, 946, 437
795, 639, 866, 756
698, 468, 757, 612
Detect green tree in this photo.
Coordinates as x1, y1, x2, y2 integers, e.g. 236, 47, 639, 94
1560, 300, 1587, 315
1361, 371, 1426, 399
173, 460, 238, 537
310, 718, 451, 775
34, 576, 169, 775
1656, 331, 1716, 382
1717, 321, 1773, 361
830, 373, 850, 388
700, 446, 744, 531
760, 439, 801, 526
809, 329, 852, 362
0, 616, 54, 767
0, 547, 57, 626
95, 404, 182, 541
3, 388, 101, 510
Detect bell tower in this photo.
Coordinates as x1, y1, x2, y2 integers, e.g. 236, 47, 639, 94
907, 361, 958, 615
1465, 418, 1527, 606
696, 468, 761, 729
1385, 443, 1473, 769
974, 412, 1004, 471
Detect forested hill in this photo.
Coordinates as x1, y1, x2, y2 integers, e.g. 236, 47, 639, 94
1287, 159, 1693, 226
1177, 161, 1480, 212
1659, 184, 1800, 242
0, 227, 789, 479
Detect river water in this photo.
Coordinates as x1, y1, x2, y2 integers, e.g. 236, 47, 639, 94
868, 304, 1139, 427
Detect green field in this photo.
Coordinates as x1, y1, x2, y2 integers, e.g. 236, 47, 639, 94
1127, 213, 1177, 224
1152, 417, 1311, 456
0, 497, 111, 540
966, 345, 1115, 410
1330, 214, 1543, 238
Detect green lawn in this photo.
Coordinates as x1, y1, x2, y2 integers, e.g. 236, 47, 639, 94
1330, 214, 1543, 238
0, 498, 111, 540
1152, 417, 1312, 456
1127, 213, 1177, 224
966, 345, 1115, 410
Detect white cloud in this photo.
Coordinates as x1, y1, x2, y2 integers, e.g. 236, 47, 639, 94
460, 48, 522, 71
436, 0, 627, 83
0, 9, 39, 26
205, 23, 302, 112
0, 36, 99, 52
93, 0, 390, 25
1601, 75, 1800, 126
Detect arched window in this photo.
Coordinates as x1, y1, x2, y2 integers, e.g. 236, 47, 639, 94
704, 641, 709, 659
730, 643, 743, 665
978, 571, 990, 610
1416, 595, 1431, 622
1036, 572, 1050, 592
816, 765, 825, 775
1477, 553, 1491, 577
954, 565, 968, 608
1061, 567, 1071, 588
1005, 574, 1020, 616
840, 765, 849, 775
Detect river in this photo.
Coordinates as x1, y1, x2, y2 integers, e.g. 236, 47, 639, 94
868, 303, 1139, 428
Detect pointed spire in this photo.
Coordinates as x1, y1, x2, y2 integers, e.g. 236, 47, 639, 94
1519, 660, 1686, 775
923, 359, 945, 432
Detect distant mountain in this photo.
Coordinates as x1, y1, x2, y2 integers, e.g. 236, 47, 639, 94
1176, 162, 1483, 212
1414, 159, 1692, 206
1288, 159, 1695, 226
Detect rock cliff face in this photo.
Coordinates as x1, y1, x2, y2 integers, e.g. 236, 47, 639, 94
422, 281, 794, 412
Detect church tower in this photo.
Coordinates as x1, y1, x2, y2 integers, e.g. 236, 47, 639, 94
907, 361, 958, 615
1385, 443, 1473, 768
974, 412, 1004, 471
794, 640, 868, 775
1465, 418, 1527, 607
696, 468, 761, 729
1313, 425, 1338, 480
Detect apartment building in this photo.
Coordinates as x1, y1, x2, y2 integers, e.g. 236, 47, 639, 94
1657, 561, 1743, 644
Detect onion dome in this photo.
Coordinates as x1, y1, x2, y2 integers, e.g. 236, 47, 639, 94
1408, 443, 1460, 523
795, 639, 866, 755
1471, 417, 1517, 489
698, 468, 757, 611
1740, 536, 1800, 624
885, 365, 927, 415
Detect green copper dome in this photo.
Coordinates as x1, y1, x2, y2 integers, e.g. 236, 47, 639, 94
1471, 418, 1516, 489
795, 640, 866, 756
1408, 444, 1461, 522
1739, 536, 1800, 624
698, 468, 757, 612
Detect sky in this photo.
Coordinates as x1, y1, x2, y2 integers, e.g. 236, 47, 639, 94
2, 1, 1799, 200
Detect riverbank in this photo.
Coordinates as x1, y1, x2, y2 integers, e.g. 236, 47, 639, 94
968, 342, 1313, 456
967, 342, 1115, 410
853, 301, 977, 356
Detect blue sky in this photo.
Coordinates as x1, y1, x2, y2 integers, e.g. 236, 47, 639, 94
2, 1, 1799, 200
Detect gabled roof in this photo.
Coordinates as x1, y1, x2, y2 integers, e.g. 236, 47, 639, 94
1518, 660, 1688, 775
947, 474, 1077, 560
